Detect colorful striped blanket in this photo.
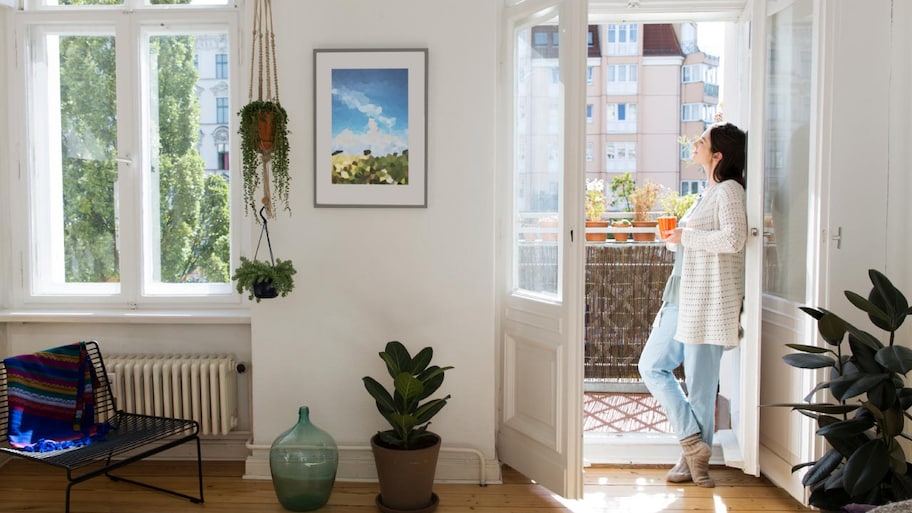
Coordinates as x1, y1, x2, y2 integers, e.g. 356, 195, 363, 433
3, 342, 104, 452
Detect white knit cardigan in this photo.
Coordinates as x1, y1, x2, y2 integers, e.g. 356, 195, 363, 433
675, 179, 747, 347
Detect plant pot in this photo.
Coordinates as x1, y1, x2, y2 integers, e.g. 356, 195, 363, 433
585, 221, 610, 242
538, 219, 558, 242
258, 110, 276, 153
612, 223, 630, 242
632, 220, 658, 242
371, 432, 441, 513
254, 279, 279, 299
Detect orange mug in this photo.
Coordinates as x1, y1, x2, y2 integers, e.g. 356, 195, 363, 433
657, 216, 677, 240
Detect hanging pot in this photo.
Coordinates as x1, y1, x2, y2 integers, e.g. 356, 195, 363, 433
253, 279, 278, 300
257, 110, 276, 153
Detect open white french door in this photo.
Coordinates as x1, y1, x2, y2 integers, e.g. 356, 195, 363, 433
497, 0, 587, 500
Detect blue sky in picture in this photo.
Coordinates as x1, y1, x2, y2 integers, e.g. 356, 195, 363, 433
331, 68, 409, 157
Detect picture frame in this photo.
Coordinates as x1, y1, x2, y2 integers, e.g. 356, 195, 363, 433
313, 48, 428, 207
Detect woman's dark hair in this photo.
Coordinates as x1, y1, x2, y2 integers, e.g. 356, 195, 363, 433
709, 122, 747, 188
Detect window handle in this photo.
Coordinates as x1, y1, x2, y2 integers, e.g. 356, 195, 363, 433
116, 155, 134, 166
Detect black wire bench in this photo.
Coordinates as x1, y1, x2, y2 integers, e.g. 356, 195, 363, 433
0, 341, 203, 513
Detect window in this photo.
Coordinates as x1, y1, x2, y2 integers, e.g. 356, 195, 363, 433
680, 180, 706, 195
682, 64, 701, 83
606, 103, 637, 132
586, 141, 593, 162
587, 66, 593, 85
215, 53, 228, 79
605, 142, 637, 172
606, 64, 637, 95
586, 104, 593, 123
14, 2, 237, 305
216, 97, 229, 124
605, 23, 638, 55
681, 103, 717, 123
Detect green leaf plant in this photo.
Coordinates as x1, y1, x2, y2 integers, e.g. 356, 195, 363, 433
362, 341, 454, 450
238, 100, 290, 218
231, 256, 296, 302
768, 269, 912, 510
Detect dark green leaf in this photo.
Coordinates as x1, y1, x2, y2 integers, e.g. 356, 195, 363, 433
876, 345, 912, 374
783, 353, 837, 369
394, 372, 423, 401
868, 269, 909, 331
846, 289, 891, 328
410, 347, 433, 375
383, 341, 411, 378
866, 380, 898, 411
801, 449, 844, 487
843, 439, 890, 497
764, 403, 858, 415
785, 343, 832, 354
799, 306, 826, 321
881, 405, 905, 438
846, 327, 886, 356
816, 418, 874, 438
818, 313, 848, 346
363, 377, 396, 413
892, 469, 912, 501
414, 396, 450, 424
831, 373, 890, 401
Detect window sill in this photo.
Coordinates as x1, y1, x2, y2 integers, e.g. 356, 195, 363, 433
0, 309, 250, 325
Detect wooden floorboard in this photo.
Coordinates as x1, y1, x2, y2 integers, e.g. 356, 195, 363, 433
0, 460, 811, 513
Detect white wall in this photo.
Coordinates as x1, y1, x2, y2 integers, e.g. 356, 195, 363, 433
244, 0, 499, 482
0, 6, 9, 358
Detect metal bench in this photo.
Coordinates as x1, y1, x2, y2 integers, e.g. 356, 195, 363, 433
0, 341, 204, 513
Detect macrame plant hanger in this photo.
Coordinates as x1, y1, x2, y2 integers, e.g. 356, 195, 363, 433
249, 0, 280, 218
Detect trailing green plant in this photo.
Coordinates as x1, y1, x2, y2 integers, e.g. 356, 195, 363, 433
362, 341, 453, 450
769, 269, 912, 510
609, 172, 635, 212
238, 100, 290, 217
231, 256, 296, 302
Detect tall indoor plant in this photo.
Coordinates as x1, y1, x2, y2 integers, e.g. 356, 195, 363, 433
362, 341, 453, 513
238, 0, 290, 218
770, 270, 912, 510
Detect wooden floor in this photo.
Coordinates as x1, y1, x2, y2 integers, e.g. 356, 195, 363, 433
0, 460, 810, 513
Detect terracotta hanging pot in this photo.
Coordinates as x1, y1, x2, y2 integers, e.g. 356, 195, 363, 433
257, 110, 276, 153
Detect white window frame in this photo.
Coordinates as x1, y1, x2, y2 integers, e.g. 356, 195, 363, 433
605, 63, 637, 95
605, 102, 636, 133
605, 23, 637, 56
604, 141, 636, 172
8, 1, 242, 309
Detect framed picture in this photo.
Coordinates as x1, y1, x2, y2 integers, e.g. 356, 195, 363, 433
313, 48, 428, 207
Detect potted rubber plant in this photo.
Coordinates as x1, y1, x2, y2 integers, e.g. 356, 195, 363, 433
362, 341, 453, 513
769, 269, 912, 511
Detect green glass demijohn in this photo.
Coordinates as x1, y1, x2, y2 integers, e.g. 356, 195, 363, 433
269, 406, 339, 511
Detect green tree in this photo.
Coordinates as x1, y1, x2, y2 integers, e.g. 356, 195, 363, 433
59, 0, 230, 285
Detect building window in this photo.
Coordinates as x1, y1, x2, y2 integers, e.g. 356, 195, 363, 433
586, 104, 593, 123
606, 23, 638, 56
682, 64, 700, 83
682, 103, 717, 123
605, 142, 637, 172
606, 103, 637, 133
587, 66, 593, 85
215, 53, 228, 79
586, 141, 593, 162
217, 142, 229, 171
606, 64, 637, 95
680, 180, 706, 195
14, 2, 237, 304
216, 97, 229, 124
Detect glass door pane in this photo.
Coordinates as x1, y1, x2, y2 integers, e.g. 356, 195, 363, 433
762, 0, 813, 301
513, 20, 563, 301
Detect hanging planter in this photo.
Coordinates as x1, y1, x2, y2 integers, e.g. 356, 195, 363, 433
238, 0, 290, 219
232, 207, 296, 302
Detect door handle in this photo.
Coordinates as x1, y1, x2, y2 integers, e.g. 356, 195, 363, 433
832, 226, 842, 249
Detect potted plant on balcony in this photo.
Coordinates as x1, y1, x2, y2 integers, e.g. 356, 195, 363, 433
768, 270, 912, 511
611, 218, 632, 242
628, 180, 661, 241
362, 341, 453, 513
585, 178, 609, 242
239, 0, 290, 219
609, 171, 636, 213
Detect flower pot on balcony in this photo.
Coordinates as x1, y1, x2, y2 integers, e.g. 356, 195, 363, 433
612, 221, 631, 242
585, 221, 609, 242
632, 220, 658, 242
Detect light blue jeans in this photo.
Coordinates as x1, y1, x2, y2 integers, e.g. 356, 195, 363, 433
638, 303, 724, 446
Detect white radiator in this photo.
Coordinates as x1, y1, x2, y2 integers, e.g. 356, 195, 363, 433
106, 354, 239, 436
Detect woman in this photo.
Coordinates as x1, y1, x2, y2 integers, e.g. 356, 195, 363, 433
638, 122, 747, 488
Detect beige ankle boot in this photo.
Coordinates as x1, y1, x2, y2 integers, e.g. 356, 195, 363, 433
665, 454, 691, 483
680, 434, 714, 488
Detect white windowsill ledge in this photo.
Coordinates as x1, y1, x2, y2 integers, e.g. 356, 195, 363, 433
0, 309, 251, 325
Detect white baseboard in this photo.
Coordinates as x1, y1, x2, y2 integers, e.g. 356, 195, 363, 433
245, 444, 502, 485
